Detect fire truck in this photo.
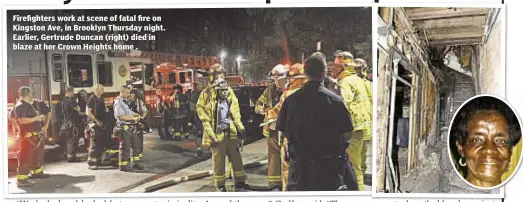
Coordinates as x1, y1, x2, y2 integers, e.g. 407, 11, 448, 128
7, 49, 267, 159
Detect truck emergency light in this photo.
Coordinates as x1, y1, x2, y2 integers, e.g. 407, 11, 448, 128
8, 136, 15, 148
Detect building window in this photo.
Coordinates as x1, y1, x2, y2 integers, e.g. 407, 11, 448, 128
98, 61, 113, 86
67, 54, 93, 87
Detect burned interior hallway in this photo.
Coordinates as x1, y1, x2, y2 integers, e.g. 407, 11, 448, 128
376, 7, 504, 194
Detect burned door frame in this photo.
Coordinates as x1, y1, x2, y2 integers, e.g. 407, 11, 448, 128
389, 49, 421, 185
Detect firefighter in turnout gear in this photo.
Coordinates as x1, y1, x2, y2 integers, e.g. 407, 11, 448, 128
113, 85, 143, 172
334, 51, 372, 191
9, 86, 52, 187
196, 64, 251, 192
266, 63, 307, 191
255, 64, 287, 191
86, 84, 110, 170
60, 86, 86, 162
354, 58, 373, 177
198, 63, 234, 180
190, 82, 205, 157
128, 89, 148, 165
170, 84, 190, 141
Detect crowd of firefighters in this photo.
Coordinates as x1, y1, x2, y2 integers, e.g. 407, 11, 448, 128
8, 50, 372, 192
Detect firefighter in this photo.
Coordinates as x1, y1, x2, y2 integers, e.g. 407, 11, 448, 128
275, 54, 358, 191
128, 89, 148, 164
114, 85, 143, 172
60, 86, 86, 162
196, 64, 251, 192
156, 89, 170, 140
10, 86, 52, 187
86, 84, 109, 170
255, 64, 288, 191
354, 58, 373, 177
170, 84, 190, 141
265, 63, 307, 191
190, 82, 205, 157
199, 63, 234, 178
334, 51, 373, 191
77, 90, 89, 151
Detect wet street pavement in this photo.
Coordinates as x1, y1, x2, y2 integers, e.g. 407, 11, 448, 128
7, 129, 371, 194
7, 129, 210, 194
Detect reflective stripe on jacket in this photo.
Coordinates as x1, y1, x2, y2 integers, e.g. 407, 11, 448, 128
196, 85, 244, 146
255, 83, 276, 137
338, 70, 372, 137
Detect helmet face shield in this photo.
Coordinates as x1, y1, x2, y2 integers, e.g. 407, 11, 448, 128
217, 89, 229, 99
275, 77, 287, 89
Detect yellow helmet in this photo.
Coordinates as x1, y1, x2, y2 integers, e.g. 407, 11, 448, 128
209, 63, 225, 82
335, 51, 357, 71
288, 63, 306, 78
354, 58, 367, 68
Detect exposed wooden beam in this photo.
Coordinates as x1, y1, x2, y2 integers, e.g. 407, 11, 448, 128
412, 16, 486, 30
429, 37, 483, 46
405, 8, 490, 21
424, 27, 485, 41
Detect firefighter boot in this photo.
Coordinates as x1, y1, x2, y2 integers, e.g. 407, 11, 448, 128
174, 132, 182, 141
67, 156, 81, 163
234, 182, 253, 191
17, 179, 34, 188
217, 186, 227, 192
197, 148, 203, 158
30, 167, 50, 179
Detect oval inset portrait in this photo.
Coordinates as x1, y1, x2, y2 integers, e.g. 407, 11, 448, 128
448, 94, 523, 189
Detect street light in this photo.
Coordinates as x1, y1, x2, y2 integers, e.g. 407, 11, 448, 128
236, 55, 242, 74
220, 50, 227, 61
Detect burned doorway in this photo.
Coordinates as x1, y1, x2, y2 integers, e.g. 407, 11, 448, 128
385, 55, 419, 193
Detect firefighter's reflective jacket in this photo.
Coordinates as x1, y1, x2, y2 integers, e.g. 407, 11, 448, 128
266, 78, 307, 122
196, 86, 244, 146
337, 69, 372, 135
364, 78, 372, 110
168, 92, 189, 119
255, 83, 281, 137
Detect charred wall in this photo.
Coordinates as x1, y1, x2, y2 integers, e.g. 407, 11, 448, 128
478, 11, 502, 97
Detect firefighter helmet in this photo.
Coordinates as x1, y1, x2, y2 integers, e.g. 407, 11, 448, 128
335, 51, 354, 64
288, 63, 306, 78
209, 63, 226, 82
335, 51, 358, 71
212, 78, 229, 90
270, 64, 289, 80
354, 58, 367, 68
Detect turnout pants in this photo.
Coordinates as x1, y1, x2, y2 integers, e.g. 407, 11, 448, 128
136, 123, 145, 162
211, 137, 247, 188
163, 116, 172, 139
362, 129, 372, 175
172, 118, 189, 138
17, 133, 45, 182
286, 157, 345, 191
268, 130, 282, 189
347, 130, 365, 191
60, 121, 79, 159
88, 124, 106, 166
116, 124, 140, 169
281, 137, 289, 191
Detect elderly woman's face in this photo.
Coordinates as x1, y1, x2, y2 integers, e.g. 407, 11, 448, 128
459, 110, 512, 185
